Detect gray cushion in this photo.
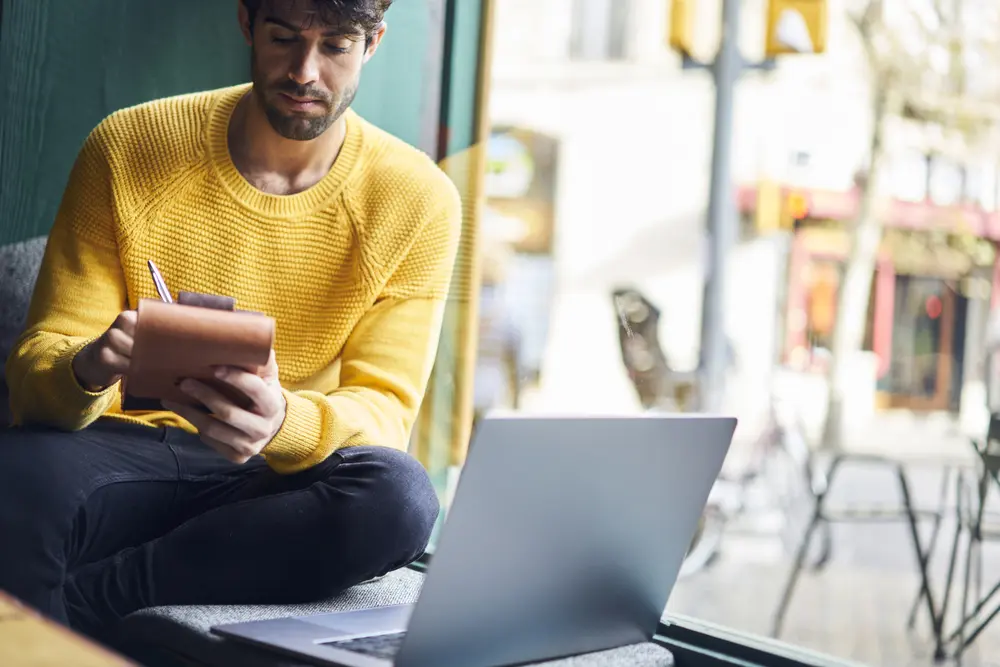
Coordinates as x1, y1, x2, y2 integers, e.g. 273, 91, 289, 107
117, 568, 675, 667
0, 236, 47, 425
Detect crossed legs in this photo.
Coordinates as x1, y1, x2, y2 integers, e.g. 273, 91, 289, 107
0, 420, 438, 637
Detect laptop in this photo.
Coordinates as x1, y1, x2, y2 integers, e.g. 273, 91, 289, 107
213, 413, 736, 667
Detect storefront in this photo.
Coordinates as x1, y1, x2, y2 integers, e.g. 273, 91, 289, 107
740, 183, 1000, 414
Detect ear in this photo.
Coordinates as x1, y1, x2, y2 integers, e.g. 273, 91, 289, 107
238, 0, 253, 46
363, 22, 388, 63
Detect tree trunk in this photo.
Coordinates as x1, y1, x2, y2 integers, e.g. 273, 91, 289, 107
820, 79, 893, 451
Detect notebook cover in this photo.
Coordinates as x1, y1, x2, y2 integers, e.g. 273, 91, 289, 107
121, 298, 275, 413
177, 290, 236, 310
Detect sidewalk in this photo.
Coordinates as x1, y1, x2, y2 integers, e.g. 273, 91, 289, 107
672, 409, 999, 667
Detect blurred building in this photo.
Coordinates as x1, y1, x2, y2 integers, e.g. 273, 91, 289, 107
483, 0, 999, 433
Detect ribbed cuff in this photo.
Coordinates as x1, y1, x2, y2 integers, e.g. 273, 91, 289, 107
262, 389, 324, 471
53, 337, 119, 426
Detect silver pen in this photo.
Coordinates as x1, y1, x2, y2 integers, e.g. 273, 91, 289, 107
147, 260, 174, 304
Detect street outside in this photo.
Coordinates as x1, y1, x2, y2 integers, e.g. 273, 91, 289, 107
480, 1, 1000, 664
667, 410, 1000, 667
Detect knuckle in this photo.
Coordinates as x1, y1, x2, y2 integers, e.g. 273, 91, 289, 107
106, 328, 132, 352
105, 328, 122, 347
230, 441, 255, 461
238, 443, 259, 460
216, 404, 238, 424
245, 420, 267, 441
96, 345, 117, 366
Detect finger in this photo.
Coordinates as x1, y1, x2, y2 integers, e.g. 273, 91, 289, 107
116, 310, 138, 337
105, 326, 134, 357
212, 367, 280, 416
162, 400, 212, 430
261, 348, 279, 381
201, 434, 254, 464
162, 400, 255, 462
179, 379, 267, 438
197, 416, 257, 460
95, 345, 131, 374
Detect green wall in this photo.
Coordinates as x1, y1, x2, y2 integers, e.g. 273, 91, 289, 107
0, 0, 445, 245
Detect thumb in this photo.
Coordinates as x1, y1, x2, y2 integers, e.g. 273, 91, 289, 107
261, 348, 279, 381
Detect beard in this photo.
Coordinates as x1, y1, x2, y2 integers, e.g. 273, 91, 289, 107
250, 48, 358, 141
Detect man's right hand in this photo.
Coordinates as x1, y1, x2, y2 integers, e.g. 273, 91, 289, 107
71, 310, 137, 392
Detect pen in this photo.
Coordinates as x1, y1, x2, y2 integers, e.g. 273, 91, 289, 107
147, 260, 174, 304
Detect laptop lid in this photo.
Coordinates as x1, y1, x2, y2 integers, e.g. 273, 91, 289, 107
394, 413, 736, 667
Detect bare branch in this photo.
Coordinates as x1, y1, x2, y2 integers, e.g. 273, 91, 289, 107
849, 0, 1000, 139
858, 0, 883, 35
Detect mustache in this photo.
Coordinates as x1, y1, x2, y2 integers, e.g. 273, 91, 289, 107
272, 81, 333, 104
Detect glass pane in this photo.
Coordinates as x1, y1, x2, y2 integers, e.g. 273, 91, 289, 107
459, 0, 1000, 664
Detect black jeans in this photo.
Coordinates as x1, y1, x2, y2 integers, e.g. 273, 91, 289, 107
0, 419, 439, 636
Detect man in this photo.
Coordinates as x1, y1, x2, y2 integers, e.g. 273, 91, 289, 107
0, 0, 460, 639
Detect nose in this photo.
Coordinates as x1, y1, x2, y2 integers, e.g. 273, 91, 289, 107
288, 43, 321, 86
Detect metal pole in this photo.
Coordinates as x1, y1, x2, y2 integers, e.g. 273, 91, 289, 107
699, 0, 741, 413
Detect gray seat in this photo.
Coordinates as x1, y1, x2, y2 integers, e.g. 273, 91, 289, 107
1, 239, 674, 666
116, 567, 675, 667
0, 235, 47, 427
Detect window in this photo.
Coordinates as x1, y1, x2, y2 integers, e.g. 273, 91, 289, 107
569, 0, 634, 61
482, 3, 998, 663
928, 156, 964, 206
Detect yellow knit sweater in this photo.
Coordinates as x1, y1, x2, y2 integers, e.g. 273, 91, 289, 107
5, 83, 461, 474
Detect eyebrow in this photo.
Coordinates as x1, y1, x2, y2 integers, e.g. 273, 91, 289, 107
263, 16, 356, 38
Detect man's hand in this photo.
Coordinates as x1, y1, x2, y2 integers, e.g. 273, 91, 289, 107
72, 310, 138, 392
163, 350, 286, 464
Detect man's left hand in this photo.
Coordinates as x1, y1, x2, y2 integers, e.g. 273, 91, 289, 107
164, 349, 286, 464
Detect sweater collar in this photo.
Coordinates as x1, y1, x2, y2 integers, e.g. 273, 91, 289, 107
206, 83, 363, 218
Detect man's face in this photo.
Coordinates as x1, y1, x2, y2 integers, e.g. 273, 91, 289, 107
241, 1, 384, 141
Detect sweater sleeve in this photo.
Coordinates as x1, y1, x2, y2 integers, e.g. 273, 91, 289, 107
261, 189, 461, 474
5, 128, 128, 429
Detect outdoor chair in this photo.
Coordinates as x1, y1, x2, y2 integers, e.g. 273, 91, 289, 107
935, 415, 1000, 662
769, 425, 963, 661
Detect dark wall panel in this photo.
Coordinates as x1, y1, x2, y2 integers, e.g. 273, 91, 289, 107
0, 0, 445, 246
0, 1, 247, 245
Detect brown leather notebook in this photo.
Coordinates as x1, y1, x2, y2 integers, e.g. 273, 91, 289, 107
121, 293, 275, 412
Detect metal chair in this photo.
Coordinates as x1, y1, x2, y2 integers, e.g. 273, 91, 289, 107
770, 445, 952, 659
940, 415, 1000, 662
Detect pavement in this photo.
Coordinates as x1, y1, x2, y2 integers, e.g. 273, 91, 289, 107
667, 410, 1000, 667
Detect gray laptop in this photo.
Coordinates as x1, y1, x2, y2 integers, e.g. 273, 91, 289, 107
212, 413, 736, 667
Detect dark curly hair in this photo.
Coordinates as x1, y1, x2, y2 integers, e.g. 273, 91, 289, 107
242, 0, 393, 40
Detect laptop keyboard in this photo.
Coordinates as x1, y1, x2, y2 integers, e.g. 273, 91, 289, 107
325, 631, 407, 659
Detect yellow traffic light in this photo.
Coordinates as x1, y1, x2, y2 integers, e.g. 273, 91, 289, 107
668, 0, 695, 56
786, 191, 810, 221
765, 0, 827, 58
754, 180, 781, 234
755, 182, 810, 235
